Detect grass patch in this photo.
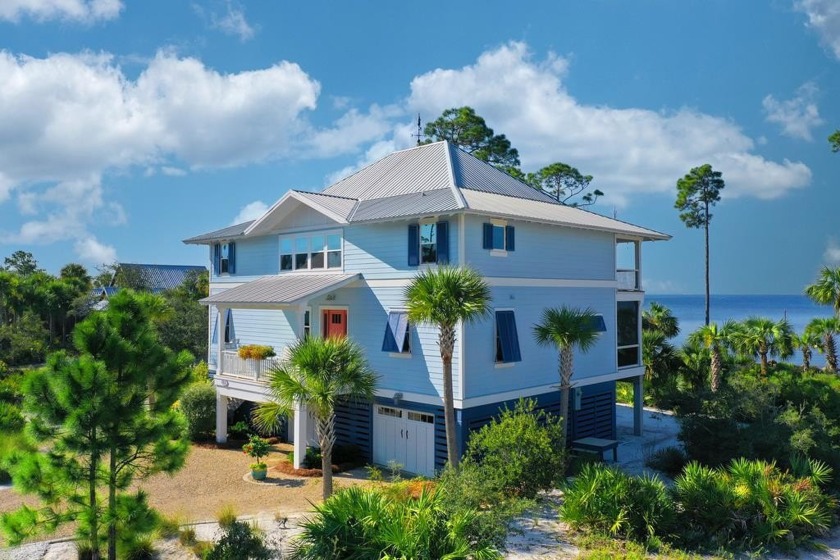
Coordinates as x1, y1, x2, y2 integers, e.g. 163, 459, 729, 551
616, 381, 634, 405
216, 503, 238, 529
573, 533, 720, 559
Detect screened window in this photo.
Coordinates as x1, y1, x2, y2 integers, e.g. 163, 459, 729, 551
382, 311, 410, 354
617, 301, 640, 367
495, 310, 522, 363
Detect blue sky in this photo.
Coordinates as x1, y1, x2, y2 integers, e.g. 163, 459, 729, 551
0, 0, 837, 294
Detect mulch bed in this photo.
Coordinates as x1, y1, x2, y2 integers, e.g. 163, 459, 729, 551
271, 459, 362, 478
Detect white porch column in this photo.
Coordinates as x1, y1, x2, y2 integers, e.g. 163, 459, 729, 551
632, 374, 644, 436
293, 400, 309, 469
216, 305, 228, 375
216, 392, 228, 443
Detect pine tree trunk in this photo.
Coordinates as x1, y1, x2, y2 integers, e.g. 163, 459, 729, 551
317, 413, 336, 500
558, 347, 574, 450
107, 449, 117, 560
89, 442, 100, 560
439, 324, 459, 469
704, 205, 710, 326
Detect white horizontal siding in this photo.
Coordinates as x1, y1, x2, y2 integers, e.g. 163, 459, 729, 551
462, 287, 617, 399
462, 214, 614, 280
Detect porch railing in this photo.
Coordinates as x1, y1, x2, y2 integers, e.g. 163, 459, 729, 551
220, 350, 284, 382
616, 269, 640, 291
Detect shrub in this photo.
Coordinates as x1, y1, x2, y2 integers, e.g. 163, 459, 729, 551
0, 402, 24, 432
463, 398, 565, 498
216, 504, 238, 529
242, 435, 270, 470
560, 463, 674, 542
671, 462, 737, 548
178, 527, 197, 546
206, 520, 272, 560
645, 446, 689, 478
121, 537, 156, 560
156, 514, 182, 538
179, 382, 217, 439
229, 420, 250, 439
678, 415, 744, 467
190, 361, 210, 384
293, 485, 501, 559
237, 345, 276, 360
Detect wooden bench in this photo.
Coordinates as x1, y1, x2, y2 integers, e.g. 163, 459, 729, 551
571, 437, 619, 462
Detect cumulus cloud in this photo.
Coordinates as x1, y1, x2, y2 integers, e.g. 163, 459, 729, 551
0, 0, 122, 23
795, 0, 840, 60
407, 42, 811, 205
211, 1, 257, 41
763, 82, 824, 140
0, 49, 327, 262
824, 237, 840, 266
231, 201, 269, 224
74, 237, 117, 264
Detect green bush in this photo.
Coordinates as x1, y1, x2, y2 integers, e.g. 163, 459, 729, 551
179, 382, 216, 440
671, 462, 737, 548
0, 402, 24, 432
206, 520, 272, 560
292, 485, 500, 560
645, 446, 688, 478
463, 398, 565, 498
560, 463, 674, 542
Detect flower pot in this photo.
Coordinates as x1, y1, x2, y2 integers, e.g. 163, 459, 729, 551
251, 468, 267, 481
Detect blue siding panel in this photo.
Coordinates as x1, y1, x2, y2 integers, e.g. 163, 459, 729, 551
463, 287, 616, 400
462, 214, 614, 280
232, 236, 279, 277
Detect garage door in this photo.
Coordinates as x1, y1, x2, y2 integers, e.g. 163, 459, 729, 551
373, 406, 435, 477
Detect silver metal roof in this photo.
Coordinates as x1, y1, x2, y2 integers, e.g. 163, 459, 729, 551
293, 191, 358, 221
350, 188, 460, 222
450, 146, 557, 203
323, 142, 452, 200
461, 189, 669, 240
183, 221, 254, 244
201, 273, 361, 307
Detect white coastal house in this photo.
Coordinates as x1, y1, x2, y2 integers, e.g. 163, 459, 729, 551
183, 141, 669, 475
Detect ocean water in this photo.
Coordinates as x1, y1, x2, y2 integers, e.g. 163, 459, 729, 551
646, 295, 836, 364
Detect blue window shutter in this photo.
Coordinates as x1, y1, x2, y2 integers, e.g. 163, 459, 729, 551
495, 310, 522, 363
224, 309, 235, 343
589, 315, 607, 332
228, 242, 236, 274
505, 225, 515, 251
483, 223, 493, 250
213, 244, 221, 275
436, 221, 449, 264
408, 224, 419, 266
211, 312, 218, 343
382, 311, 409, 352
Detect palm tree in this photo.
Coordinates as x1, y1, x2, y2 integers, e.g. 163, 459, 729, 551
687, 322, 730, 392
254, 336, 377, 499
727, 317, 793, 377
533, 306, 600, 450
642, 301, 680, 339
805, 317, 840, 373
793, 330, 822, 373
405, 266, 491, 469
805, 267, 840, 316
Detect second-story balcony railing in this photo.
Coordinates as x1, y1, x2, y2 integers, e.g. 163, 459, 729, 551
220, 350, 284, 382
617, 269, 640, 291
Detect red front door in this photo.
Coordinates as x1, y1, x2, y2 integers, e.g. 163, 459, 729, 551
322, 310, 347, 338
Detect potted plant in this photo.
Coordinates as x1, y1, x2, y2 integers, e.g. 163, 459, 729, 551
242, 435, 270, 480
237, 345, 276, 360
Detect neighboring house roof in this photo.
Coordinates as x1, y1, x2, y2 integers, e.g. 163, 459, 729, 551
200, 273, 361, 307
184, 141, 669, 243
113, 263, 207, 293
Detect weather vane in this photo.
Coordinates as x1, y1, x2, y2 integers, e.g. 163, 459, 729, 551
411, 114, 424, 146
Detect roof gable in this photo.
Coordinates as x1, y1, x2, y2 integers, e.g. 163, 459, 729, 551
244, 190, 356, 237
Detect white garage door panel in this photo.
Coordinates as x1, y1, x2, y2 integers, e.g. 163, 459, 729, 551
374, 406, 435, 476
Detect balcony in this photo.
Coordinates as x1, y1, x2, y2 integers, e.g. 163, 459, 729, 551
219, 350, 284, 383
617, 269, 641, 291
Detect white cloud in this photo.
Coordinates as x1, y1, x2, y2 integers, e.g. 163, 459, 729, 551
211, 1, 257, 42
795, 0, 840, 60
0, 0, 122, 23
161, 166, 187, 177
763, 82, 824, 140
231, 201, 268, 224
408, 42, 811, 205
74, 236, 117, 264
824, 237, 840, 266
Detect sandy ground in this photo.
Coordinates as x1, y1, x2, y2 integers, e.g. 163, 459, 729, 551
3, 407, 840, 559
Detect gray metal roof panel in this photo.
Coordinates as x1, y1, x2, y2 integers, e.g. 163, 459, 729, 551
450, 147, 558, 203
323, 142, 452, 200
293, 191, 358, 220
201, 273, 360, 306
116, 264, 207, 291
183, 221, 254, 244
461, 190, 670, 240
349, 188, 460, 222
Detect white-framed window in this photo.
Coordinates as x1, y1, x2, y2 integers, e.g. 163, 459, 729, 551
280, 231, 343, 272
303, 308, 311, 339
482, 220, 515, 254
419, 223, 437, 264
